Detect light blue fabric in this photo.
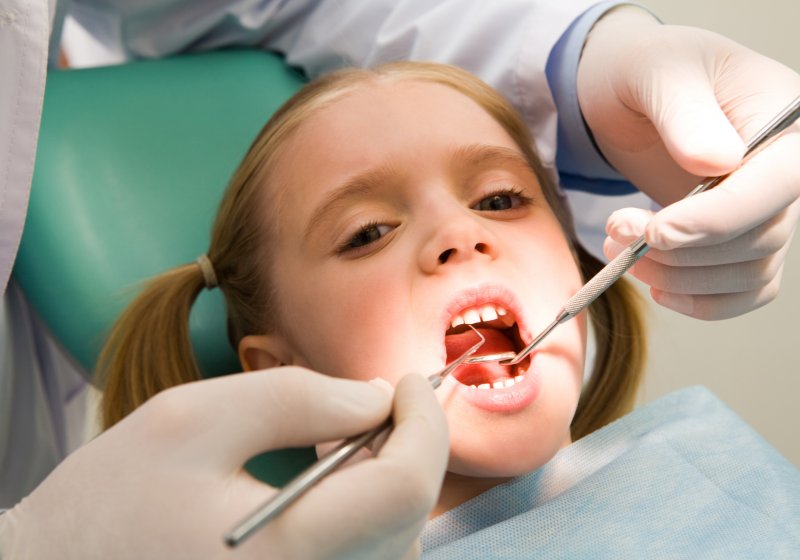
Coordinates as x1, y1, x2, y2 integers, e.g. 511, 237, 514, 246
421, 386, 800, 558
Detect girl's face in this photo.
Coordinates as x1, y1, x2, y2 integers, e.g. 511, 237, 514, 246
244, 80, 586, 478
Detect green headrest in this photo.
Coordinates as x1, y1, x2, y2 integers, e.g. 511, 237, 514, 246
14, 50, 316, 484
16, 49, 303, 378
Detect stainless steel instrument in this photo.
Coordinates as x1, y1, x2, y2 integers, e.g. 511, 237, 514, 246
224, 327, 487, 547
499, 95, 800, 366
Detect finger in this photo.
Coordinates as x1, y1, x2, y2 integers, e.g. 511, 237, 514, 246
273, 374, 448, 558
605, 204, 797, 267
374, 373, 449, 478
650, 266, 784, 320
646, 129, 800, 250
607, 238, 789, 296
137, 368, 393, 467
642, 77, 744, 178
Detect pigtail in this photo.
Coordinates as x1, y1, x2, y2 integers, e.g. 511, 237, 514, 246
97, 263, 206, 429
571, 244, 648, 440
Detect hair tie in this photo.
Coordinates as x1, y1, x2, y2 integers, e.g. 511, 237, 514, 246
196, 254, 219, 290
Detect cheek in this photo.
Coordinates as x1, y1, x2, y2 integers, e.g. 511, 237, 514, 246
538, 226, 581, 275
512, 222, 584, 300
271, 253, 413, 380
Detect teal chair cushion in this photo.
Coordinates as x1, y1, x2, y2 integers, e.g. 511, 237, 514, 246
14, 49, 316, 485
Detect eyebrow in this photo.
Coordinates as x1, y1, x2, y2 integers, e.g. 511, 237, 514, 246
303, 144, 535, 241
304, 163, 399, 242
451, 143, 535, 175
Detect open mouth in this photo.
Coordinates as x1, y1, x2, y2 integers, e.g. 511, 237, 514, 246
444, 303, 531, 388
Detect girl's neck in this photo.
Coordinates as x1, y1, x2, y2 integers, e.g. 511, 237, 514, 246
431, 472, 511, 518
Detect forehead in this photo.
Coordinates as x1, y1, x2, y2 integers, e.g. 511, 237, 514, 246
269, 79, 522, 214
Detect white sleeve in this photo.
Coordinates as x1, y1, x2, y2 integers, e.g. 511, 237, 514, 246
0, 0, 91, 508
0, 0, 50, 295
64, 0, 604, 176
265, 0, 605, 176
268, 0, 608, 177
0, 280, 90, 507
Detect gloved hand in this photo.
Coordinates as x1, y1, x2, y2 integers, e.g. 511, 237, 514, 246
0, 370, 448, 560
577, 6, 800, 320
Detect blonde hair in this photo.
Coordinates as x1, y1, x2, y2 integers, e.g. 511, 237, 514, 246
98, 62, 647, 437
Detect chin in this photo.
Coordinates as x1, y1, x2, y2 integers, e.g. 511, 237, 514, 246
445, 422, 573, 478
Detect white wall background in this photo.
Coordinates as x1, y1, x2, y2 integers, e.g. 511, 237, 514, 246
636, 0, 800, 465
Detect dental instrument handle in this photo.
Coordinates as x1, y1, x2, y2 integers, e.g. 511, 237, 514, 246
225, 417, 394, 547
225, 329, 485, 547
503, 240, 648, 366
563, 95, 800, 317
504, 95, 800, 366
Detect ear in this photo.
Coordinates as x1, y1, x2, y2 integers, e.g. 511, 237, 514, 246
238, 334, 294, 371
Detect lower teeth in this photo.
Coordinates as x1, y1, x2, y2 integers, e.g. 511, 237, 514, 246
471, 374, 525, 390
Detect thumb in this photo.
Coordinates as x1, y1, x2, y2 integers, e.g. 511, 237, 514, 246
605, 207, 655, 245
645, 85, 745, 178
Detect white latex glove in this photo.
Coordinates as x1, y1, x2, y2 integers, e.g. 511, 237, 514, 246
0, 370, 448, 560
577, 6, 800, 320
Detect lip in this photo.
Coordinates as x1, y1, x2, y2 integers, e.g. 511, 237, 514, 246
438, 283, 539, 412
442, 354, 541, 413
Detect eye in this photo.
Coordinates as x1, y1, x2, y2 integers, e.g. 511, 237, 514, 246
472, 188, 531, 212
338, 221, 395, 254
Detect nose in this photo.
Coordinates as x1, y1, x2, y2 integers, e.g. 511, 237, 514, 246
418, 212, 499, 274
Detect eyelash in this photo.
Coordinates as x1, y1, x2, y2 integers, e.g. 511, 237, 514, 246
337, 186, 533, 256
471, 186, 533, 212
337, 220, 394, 255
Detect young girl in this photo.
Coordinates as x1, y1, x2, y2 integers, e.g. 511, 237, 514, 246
95, 61, 800, 557
99, 61, 645, 521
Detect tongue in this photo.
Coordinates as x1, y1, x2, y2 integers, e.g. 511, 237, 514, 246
445, 327, 517, 385
445, 327, 515, 362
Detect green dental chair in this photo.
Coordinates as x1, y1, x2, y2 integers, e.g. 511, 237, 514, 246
13, 49, 316, 485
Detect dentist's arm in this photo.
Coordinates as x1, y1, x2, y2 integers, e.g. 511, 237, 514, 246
577, 6, 800, 320
0, 371, 447, 560
61, 0, 604, 177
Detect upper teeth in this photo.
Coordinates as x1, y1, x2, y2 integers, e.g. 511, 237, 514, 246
451, 303, 515, 329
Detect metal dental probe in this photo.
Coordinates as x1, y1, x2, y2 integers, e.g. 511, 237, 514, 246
224, 327, 486, 547
496, 95, 800, 367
